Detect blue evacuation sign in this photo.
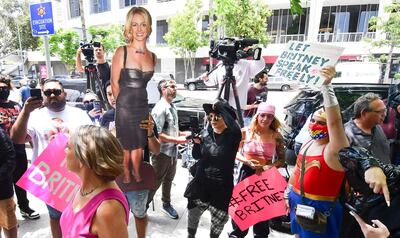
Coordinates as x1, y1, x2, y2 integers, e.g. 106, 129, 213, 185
30, 2, 55, 37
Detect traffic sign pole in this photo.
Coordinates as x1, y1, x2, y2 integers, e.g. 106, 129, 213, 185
30, 1, 55, 79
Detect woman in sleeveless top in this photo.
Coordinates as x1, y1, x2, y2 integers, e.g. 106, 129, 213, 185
229, 102, 285, 238
61, 125, 129, 238
111, 7, 156, 184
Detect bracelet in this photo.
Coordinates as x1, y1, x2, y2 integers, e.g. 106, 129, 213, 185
147, 133, 155, 138
321, 84, 338, 108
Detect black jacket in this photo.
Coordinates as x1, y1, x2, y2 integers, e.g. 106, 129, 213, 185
0, 128, 16, 199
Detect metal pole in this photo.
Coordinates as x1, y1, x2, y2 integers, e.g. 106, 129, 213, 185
43, 35, 53, 79
16, 21, 25, 75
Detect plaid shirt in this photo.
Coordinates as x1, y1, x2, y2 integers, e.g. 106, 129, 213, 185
151, 97, 179, 158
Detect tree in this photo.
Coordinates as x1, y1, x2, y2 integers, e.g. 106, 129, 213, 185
164, 0, 207, 80
0, 0, 40, 56
88, 25, 125, 55
48, 29, 80, 71
210, 0, 271, 46
368, 1, 400, 83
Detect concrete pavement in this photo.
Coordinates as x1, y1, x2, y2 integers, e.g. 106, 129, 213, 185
17, 158, 294, 238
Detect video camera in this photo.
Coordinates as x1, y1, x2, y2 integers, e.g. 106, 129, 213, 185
209, 37, 262, 65
80, 41, 101, 64
186, 116, 202, 140
255, 92, 268, 104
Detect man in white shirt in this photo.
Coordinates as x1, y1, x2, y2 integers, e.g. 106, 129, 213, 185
11, 79, 92, 238
203, 58, 265, 111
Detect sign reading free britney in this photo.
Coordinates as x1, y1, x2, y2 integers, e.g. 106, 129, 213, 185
228, 167, 288, 231
269, 41, 344, 87
17, 133, 80, 212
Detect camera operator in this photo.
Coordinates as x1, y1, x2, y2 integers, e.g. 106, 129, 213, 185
76, 42, 110, 97
202, 47, 265, 112
243, 71, 268, 126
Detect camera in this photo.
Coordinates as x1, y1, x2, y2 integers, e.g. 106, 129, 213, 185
80, 41, 101, 64
255, 92, 268, 104
209, 37, 262, 64
186, 116, 202, 140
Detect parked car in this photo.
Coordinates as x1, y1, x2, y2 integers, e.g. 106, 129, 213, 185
267, 76, 299, 91
52, 75, 87, 93
184, 76, 218, 91
282, 83, 397, 165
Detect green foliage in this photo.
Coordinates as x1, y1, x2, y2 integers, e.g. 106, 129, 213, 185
164, 0, 207, 55
88, 25, 125, 54
290, 0, 304, 14
210, 0, 271, 46
48, 29, 80, 70
0, 0, 40, 55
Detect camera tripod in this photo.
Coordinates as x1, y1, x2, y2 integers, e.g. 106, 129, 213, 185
84, 63, 109, 110
217, 63, 244, 127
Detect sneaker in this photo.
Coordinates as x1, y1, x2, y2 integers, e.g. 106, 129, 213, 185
162, 203, 179, 219
20, 207, 40, 220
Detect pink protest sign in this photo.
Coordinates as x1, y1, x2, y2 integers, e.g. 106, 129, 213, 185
228, 167, 288, 231
17, 133, 80, 212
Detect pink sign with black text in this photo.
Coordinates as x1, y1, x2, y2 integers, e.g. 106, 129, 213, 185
228, 167, 288, 231
17, 133, 80, 212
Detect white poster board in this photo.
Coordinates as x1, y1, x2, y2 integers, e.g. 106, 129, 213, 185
269, 41, 345, 87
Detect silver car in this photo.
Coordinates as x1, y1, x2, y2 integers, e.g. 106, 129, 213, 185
267, 76, 299, 91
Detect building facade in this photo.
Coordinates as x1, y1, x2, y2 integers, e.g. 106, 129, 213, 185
53, 0, 397, 82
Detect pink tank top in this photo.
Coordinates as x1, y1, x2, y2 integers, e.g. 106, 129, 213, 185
60, 188, 129, 238
242, 129, 276, 160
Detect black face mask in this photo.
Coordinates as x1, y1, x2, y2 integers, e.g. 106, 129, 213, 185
84, 102, 94, 112
0, 88, 10, 100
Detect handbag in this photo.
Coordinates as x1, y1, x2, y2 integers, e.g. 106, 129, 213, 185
295, 142, 332, 234
116, 161, 156, 192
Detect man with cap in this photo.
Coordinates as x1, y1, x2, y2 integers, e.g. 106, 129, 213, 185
148, 79, 190, 219
20, 79, 38, 106
185, 98, 241, 238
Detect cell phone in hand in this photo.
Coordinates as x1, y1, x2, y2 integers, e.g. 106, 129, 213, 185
93, 100, 102, 111
344, 203, 358, 214
30, 88, 42, 100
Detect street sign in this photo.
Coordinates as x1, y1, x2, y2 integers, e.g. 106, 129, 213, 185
29, 2, 55, 36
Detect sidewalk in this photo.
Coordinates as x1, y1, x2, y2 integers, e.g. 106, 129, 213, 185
18, 158, 294, 238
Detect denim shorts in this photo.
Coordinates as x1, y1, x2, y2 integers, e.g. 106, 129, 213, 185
47, 205, 62, 219
125, 190, 149, 218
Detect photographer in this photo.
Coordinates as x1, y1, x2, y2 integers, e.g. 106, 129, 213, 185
76, 42, 110, 97
202, 52, 265, 112
243, 71, 268, 126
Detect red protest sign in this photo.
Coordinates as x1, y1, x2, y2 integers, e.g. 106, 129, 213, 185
228, 167, 288, 231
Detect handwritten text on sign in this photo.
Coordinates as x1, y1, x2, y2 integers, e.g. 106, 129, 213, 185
228, 167, 288, 231
269, 41, 344, 87
17, 133, 80, 212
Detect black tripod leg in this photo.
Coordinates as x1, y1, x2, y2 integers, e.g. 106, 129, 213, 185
230, 79, 244, 127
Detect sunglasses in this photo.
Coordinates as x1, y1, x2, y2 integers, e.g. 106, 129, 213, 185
207, 114, 222, 122
43, 89, 62, 97
83, 99, 96, 104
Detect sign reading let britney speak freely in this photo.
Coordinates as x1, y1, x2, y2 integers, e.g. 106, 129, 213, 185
228, 167, 288, 231
17, 133, 80, 212
269, 41, 345, 87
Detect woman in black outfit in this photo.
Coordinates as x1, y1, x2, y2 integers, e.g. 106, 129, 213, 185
185, 98, 241, 238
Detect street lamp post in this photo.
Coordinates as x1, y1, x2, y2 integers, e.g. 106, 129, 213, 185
15, 20, 25, 75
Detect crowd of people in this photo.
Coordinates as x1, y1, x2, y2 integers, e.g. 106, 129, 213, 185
1, 5, 400, 238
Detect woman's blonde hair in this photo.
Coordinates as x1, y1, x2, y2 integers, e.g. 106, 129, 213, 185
71, 125, 124, 182
248, 113, 281, 139
123, 7, 152, 43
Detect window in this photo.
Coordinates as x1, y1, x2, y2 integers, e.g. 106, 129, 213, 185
157, 20, 168, 44
91, 0, 111, 14
69, 0, 80, 18
121, 0, 148, 7
202, 15, 209, 32
267, 8, 309, 35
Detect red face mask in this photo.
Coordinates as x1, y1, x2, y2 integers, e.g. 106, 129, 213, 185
308, 122, 329, 140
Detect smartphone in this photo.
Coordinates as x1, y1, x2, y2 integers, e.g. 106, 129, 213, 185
344, 203, 358, 214
30, 88, 42, 100
93, 100, 102, 111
